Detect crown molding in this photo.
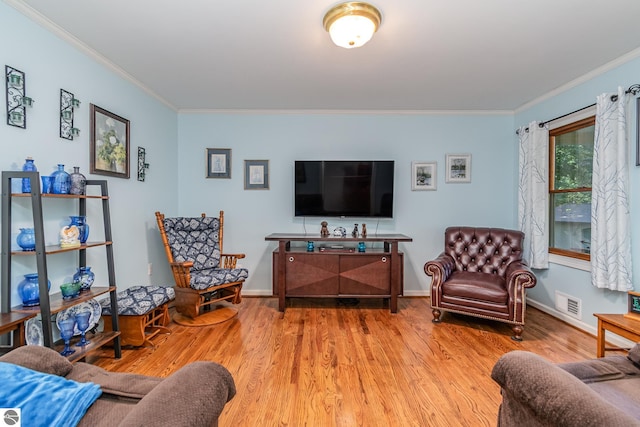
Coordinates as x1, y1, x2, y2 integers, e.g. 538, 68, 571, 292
178, 108, 514, 116
4, 0, 177, 111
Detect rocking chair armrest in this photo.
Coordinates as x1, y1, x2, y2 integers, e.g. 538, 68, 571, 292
220, 253, 246, 269
169, 261, 193, 288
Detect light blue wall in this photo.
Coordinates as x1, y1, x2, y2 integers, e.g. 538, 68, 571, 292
0, 3, 178, 308
177, 113, 516, 295
515, 56, 640, 327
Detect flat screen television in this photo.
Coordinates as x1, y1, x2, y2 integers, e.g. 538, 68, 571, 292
294, 160, 394, 218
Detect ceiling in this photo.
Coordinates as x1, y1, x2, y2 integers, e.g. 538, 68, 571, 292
10, 0, 640, 111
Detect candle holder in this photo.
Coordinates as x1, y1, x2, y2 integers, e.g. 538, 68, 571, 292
60, 89, 79, 140
5, 65, 27, 129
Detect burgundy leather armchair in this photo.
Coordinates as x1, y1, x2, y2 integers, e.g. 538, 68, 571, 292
424, 227, 537, 340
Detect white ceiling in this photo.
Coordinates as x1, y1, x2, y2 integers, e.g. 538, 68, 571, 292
10, 0, 640, 111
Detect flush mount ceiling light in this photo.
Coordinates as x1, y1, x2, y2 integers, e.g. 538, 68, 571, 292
323, 2, 382, 49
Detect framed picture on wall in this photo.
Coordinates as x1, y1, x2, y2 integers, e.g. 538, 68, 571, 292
244, 160, 269, 190
411, 161, 437, 191
445, 154, 471, 183
206, 148, 231, 178
90, 104, 130, 178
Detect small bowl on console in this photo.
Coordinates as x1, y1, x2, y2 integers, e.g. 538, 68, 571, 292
60, 282, 81, 299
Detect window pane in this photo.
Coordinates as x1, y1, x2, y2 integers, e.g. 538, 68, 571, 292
553, 125, 594, 190
550, 192, 591, 254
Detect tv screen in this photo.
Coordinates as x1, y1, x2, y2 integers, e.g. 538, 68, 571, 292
294, 160, 394, 218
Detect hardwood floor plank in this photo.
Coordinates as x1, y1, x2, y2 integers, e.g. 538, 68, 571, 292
88, 297, 597, 426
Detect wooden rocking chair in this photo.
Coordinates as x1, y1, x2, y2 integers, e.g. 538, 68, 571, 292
155, 211, 248, 321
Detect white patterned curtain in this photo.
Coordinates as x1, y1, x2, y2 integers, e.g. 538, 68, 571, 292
518, 121, 549, 269
591, 87, 633, 291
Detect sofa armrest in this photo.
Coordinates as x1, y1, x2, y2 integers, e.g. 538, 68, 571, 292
491, 351, 640, 427
118, 361, 236, 427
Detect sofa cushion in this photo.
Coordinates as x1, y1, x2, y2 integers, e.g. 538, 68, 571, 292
559, 358, 626, 383
0, 345, 72, 377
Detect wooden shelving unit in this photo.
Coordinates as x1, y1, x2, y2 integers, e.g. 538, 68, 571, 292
0, 171, 121, 359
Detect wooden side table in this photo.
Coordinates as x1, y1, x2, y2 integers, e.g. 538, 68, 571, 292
594, 313, 640, 357
0, 312, 36, 350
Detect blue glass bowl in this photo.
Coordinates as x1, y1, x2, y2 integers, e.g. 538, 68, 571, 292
60, 282, 81, 299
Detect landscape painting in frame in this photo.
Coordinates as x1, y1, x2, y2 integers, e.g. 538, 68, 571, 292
412, 161, 437, 191
445, 154, 471, 183
90, 104, 130, 178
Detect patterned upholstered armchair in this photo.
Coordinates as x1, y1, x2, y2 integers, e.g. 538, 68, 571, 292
424, 227, 536, 341
155, 211, 248, 320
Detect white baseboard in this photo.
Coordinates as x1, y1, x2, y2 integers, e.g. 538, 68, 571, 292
527, 299, 636, 349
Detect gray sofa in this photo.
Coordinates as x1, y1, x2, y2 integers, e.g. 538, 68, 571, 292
0, 345, 235, 426
491, 346, 640, 426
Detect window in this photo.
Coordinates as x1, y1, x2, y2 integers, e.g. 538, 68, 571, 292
549, 115, 595, 260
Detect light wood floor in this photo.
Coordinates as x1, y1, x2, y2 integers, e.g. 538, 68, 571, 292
88, 297, 599, 426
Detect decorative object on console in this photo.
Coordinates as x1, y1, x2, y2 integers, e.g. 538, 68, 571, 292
307, 241, 315, 252
352, 223, 358, 237
412, 161, 437, 191
59, 89, 80, 140
69, 166, 86, 195
333, 226, 346, 237
244, 159, 269, 190
320, 221, 329, 236
59, 224, 80, 248
72, 266, 95, 292
16, 227, 36, 251
361, 223, 367, 237
323, 2, 382, 49
59, 282, 81, 300
5, 65, 31, 129
90, 104, 130, 179
68, 215, 89, 243
18, 273, 51, 307
137, 146, 149, 181
445, 154, 471, 183
21, 157, 37, 193
206, 148, 231, 178
51, 164, 71, 194
358, 241, 366, 252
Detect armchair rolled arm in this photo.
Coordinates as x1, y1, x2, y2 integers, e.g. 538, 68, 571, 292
220, 253, 246, 269
118, 361, 236, 427
170, 261, 193, 288
505, 260, 536, 295
424, 253, 455, 287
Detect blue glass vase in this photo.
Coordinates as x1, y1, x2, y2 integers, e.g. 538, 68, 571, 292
16, 227, 36, 251
51, 164, 71, 194
21, 157, 37, 193
72, 266, 95, 292
17, 273, 51, 307
69, 216, 89, 243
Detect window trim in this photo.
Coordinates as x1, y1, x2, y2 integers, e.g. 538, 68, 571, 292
548, 113, 595, 261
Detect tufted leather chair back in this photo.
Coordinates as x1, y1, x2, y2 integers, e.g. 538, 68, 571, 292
444, 227, 524, 277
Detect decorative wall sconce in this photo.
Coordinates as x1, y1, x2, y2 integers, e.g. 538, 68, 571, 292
60, 89, 80, 140
137, 146, 150, 182
5, 65, 32, 129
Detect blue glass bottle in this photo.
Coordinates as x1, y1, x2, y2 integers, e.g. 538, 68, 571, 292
51, 164, 71, 194
21, 157, 37, 193
307, 241, 315, 252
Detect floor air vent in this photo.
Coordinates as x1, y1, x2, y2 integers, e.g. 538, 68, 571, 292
555, 291, 582, 320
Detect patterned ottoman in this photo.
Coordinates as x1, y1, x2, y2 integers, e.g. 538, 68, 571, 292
100, 285, 175, 347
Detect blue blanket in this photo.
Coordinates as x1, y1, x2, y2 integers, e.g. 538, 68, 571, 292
0, 361, 102, 427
